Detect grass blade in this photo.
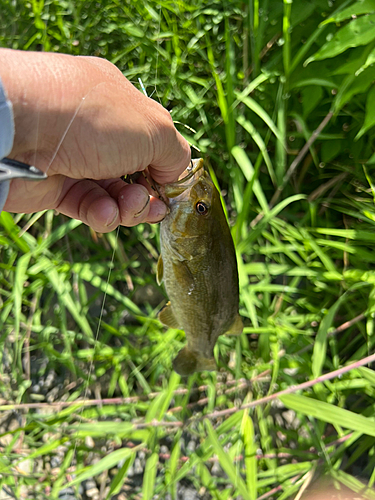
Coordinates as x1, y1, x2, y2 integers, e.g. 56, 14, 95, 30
205, 420, 253, 500
67, 446, 142, 487
142, 451, 159, 500
237, 115, 277, 185
281, 394, 375, 437
312, 292, 348, 379
241, 411, 257, 500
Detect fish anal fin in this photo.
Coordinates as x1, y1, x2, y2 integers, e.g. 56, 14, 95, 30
158, 301, 180, 329
156, 255, 163, 285
225, 314, 243, 336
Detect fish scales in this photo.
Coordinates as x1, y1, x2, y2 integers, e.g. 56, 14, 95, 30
156, 158, 243, 375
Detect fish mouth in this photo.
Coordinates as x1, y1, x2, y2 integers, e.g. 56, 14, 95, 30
175, 158, 205, 185
157, 158, 205, 203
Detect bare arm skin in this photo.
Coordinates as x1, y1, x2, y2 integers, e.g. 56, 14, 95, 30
0, 49, 191, 232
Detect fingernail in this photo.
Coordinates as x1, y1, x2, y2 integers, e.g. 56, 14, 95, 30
134, 195, 150, 218
105, 206, 119, 227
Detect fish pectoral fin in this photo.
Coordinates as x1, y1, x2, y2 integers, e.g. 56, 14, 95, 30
225, 314, 243, 336
156, 255, 163, 285
158, 301, 180, 329
173, 347, 217, 376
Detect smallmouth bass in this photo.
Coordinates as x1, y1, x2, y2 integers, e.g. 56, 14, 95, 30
156, 158, 243, 376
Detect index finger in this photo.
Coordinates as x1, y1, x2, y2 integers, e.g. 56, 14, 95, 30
143, 101, 191, 184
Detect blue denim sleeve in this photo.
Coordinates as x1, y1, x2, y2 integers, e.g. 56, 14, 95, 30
0, 75, 15, 212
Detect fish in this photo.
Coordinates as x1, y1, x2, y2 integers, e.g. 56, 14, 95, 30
156, 158, 243, 376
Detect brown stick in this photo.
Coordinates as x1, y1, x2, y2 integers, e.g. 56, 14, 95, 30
295, 313, 365, 357
133, 352, 375, 429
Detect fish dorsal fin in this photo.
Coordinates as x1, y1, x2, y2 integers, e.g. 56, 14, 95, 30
225, 314, 243, 336
158, 301, 180, 329
156, 255, 163, 285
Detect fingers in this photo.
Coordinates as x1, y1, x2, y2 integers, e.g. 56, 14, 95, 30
102, 180, 168, 225
81, 57, 192, 182
4, 175, 168, 232
55, 178, 168, 232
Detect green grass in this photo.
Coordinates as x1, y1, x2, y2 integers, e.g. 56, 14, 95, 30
1, 0, 375, 498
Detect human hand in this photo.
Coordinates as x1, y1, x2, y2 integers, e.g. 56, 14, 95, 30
0, 49, 191, 232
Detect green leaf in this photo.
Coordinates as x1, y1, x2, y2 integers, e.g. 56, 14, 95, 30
367, 151, 375, 164
44, 262, 93, 338
157, 371, 180, 419
237, 115, 276, 185
142, 451, 159, 500
166, 437, 181, 499
67, 446, 141, 487
13, 253, 31, 337
321, 139, 343, 163
358, 367, 375, 386
231, 146, 269, 213
106, 454, 136, 499
301, 86, 324, 117
239, 194, 307, 249
23, 437, 70, 460
145, 392, 168, 423
281, 394, 375, 436
355, 46, 375, 75
333, 65, 375, 111
241, 412, 257, 500
196, 462, 222, 499
72, 262, 143, 317
72, 421, 136, 438
121, 23, 144, 38
205, 420, 253, 500
330, 469, 375, 499
312, 292, 348, 379
51, 448, 75, 496
34, 217, 81, 255
321, 0, 375, 24
173, 412, 244, 485
0, 212, 30, 253
306, 13, 375, 63
236, 93, 284, 144
355, 84, 375, 139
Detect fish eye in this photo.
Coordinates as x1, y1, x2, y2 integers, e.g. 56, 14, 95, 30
195, 201, 209, 215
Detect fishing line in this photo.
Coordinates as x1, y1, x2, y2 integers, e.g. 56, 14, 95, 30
21, 8, 155, 485
56, 83, 124, 466
138, 77, 148, 97
64, 5, 165, 475
33, 109, 40, 169
43, 82, 107, 176
71, 225, 120, 462
150, 5, 162, 103
33, 81, 123, 468
70, 5, 163, 474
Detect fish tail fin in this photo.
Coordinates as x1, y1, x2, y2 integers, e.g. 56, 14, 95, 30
225, 314, 244, 337
197, 356, 217, 372
173, 348, 217, 376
